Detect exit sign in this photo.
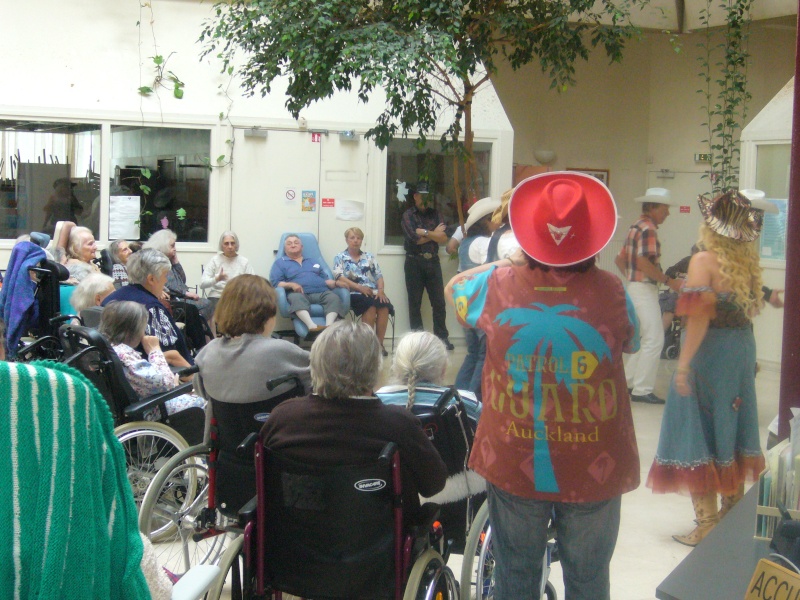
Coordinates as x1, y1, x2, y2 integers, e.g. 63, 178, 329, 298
694, 153, 712, 162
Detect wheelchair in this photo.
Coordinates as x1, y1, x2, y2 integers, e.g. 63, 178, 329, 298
4, 249, 72, 362
460, 501, 558, 600
59, 323, 205, 507
208, 441, 459, 600
377, 385, 485, 554
138, 374, 305, 578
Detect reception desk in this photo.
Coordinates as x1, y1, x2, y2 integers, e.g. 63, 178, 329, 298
657, 486, 770, 599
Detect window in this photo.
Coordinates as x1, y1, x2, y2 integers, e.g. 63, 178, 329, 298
755, 143, 790, 261
0, 120, 101, 240
384, 139, 492, 246
111, 126, 211, 243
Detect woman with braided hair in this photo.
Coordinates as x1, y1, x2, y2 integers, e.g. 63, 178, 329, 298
377, 331, 480, 421
648, 190, 768, 547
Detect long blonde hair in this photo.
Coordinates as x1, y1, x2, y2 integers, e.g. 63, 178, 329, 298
699, 224, 763, 316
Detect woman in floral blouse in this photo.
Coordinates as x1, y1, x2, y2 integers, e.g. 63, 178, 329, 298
98, 300, 205, 421
332, 227, 393, 356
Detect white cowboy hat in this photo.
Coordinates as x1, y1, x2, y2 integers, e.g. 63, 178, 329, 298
634, 187, 680, 205
463, 197, 501, 232
740, 189, 779, 214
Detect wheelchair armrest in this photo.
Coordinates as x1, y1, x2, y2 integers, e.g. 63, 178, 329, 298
236, 432, 259, 458
275, 286, 291, 318
238, 495, 258, 528
123, 381, 195, 420
333, 286, 350, 313
63, 344, 99, 367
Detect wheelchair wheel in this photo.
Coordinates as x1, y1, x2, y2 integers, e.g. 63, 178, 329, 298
115, 421, 189, 509
545, 580, 557, 600
665, 344, 679, 360
206, 535, 246, 600
139, 445, 205, 542
460, 502, 558, 600
460, 502, 493, 600
404, 547, 458, 600
138, 456, 232, 577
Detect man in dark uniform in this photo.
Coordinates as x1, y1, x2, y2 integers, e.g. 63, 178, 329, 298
400, 183, 453, 350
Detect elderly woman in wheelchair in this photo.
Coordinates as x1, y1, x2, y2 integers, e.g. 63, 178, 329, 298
194, 274, 311, 514
377, 331, 485, 553
204, 321, 458, 600
102, 248, 193, 368
99, 300, 205, 422
138, 276, 310, 579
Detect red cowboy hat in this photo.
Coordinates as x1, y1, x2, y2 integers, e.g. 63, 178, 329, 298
509, 171, 618, 267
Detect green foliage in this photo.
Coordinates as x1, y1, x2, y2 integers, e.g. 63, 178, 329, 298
137, 53, 186, 100
199, 0, 645, 151
697, 0, 753, 194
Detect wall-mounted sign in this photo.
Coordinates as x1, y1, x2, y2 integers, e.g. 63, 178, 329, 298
302, 190, 317, 212
322, 197, 335, 208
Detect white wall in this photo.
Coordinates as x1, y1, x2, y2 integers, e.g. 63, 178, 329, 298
2, 2, 795, 350
0, 0, 514, 340
491, 20, 796, 366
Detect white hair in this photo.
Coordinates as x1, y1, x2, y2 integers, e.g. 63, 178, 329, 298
71, 273, 114, 313
391, 331, 448, 409
310, 321, 382, 398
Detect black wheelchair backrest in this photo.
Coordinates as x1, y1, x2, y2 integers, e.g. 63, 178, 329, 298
61, 324, 142, 423
259, 444, 400, 600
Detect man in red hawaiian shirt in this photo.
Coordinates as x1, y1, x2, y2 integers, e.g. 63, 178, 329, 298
446, 172, 640, 600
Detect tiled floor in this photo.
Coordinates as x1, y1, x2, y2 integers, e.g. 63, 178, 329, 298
218, 347, 781, 599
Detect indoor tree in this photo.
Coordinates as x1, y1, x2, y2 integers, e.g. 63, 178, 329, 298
200, 0, 647, 223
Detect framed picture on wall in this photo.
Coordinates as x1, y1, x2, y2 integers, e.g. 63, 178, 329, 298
567, 168, 609, 186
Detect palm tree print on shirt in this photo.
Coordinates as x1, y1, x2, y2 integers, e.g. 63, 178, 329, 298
496, 302, 612, 493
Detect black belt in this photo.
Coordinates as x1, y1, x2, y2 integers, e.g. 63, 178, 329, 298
407, 252, 436, 260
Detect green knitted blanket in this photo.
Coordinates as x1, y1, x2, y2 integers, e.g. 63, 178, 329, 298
0, 360, 150, 600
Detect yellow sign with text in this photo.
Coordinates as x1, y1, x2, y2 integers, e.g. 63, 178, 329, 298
745, 558, 800, 600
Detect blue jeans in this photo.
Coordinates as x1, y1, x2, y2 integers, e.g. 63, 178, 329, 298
455, 328, 485, 401
487, 483, 621, 600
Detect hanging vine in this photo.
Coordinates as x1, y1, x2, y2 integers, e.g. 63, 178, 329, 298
698, 0, 753, 194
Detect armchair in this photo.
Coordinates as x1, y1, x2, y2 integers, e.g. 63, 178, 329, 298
272, 232, 350, 342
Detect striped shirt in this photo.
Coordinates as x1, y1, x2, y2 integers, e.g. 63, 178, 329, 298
0, 361, 150, 600
621, 216, 661, 284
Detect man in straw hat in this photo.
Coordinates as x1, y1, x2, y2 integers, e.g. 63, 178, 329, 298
647, 190, 768, 547
449, 196, 501, 400
614, 188, 682, 405
446, 172, 640, 600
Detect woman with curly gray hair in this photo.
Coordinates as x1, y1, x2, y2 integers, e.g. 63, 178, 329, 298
144, 229, 212, 321
101, 248, 192, 367
260, 321, 447, 524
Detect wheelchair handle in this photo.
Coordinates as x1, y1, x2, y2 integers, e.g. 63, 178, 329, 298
176, 365, 199, 377
266, 373, 301, 392
378, 442, 398, 466
49, 314, 77, 327
237, 432, 260, 458
433, 386, 458, 413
